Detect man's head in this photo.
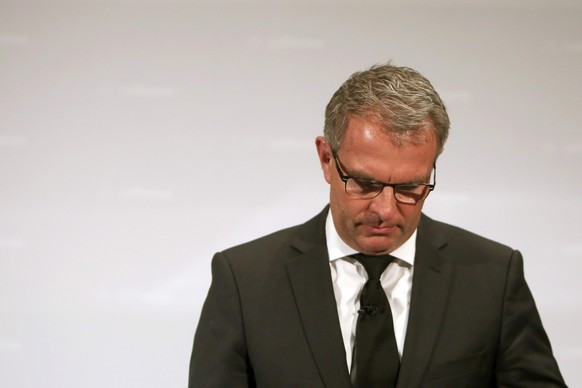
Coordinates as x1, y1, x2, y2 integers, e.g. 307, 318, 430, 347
316, 63, 450, 255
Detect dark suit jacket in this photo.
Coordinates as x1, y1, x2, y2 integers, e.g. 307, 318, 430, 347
189, 208, 566, 387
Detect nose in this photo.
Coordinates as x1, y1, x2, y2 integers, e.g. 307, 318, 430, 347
368, 186, 399, 220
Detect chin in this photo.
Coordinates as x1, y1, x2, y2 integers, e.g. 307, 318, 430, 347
358, 238, 397, 255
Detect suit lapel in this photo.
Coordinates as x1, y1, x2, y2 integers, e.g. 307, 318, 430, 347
285, 208, 352, 388
397, 215, 454, 387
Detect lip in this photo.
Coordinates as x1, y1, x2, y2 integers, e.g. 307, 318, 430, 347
364, 224, 397, 234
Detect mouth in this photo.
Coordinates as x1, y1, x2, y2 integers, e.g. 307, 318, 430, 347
363, 224, 398, 234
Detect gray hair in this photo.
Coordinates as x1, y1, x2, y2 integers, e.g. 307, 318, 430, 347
324, 62, 450, 156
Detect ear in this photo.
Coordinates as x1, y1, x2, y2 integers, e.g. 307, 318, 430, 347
315, 136, 333, 184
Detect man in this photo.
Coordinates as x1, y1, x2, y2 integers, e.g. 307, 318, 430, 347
189, 63, 566, 387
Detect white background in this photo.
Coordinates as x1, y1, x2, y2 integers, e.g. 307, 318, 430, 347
1, 1, 580, 387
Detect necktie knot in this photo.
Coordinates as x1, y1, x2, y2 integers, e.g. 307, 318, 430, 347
352, 253, 395, 280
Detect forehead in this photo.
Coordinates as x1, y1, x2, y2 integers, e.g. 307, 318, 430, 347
342, 114, 435, 145
339, 116, 437, 180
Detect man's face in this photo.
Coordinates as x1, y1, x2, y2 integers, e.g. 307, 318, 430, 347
316, 116, 438, 255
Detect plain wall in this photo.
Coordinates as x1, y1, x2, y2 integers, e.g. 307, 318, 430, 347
1, 1, 580, 387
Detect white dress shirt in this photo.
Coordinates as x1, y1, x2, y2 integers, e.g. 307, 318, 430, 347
325, 212, 415, 372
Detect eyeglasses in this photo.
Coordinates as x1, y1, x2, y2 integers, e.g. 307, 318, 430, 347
332, 153, 436, 205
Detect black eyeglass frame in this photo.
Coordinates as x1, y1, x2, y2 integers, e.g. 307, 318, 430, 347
332, 153, 437, 205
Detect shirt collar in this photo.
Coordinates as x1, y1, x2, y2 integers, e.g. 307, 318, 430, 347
325, 210, 416, 267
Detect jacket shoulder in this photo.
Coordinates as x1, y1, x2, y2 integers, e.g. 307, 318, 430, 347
420, 215, 516, 263
219, 207, 328, 265
221, 223, 302, 258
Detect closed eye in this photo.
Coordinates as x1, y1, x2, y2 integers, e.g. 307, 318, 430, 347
396, 184, 425, 193
351, 178, 384, 193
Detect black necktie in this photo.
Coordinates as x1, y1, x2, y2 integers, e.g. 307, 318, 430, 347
351, 253, 400, 388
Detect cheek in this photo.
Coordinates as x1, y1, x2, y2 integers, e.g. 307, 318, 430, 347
328, 178, 345, 202
331, 191, 368, 221
399, 203, 424, 226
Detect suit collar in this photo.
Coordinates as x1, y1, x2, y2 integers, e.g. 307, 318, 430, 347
286, 207, 353, 388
